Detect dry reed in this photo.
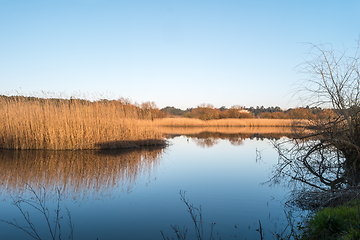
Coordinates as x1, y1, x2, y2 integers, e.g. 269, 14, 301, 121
156, 126, 304, 135
153, 117, 306, 128
0, 96, 164, 150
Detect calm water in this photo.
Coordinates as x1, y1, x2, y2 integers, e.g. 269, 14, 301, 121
0, 134, 295, 240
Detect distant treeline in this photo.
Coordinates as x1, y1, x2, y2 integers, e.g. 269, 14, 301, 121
161, 104, 336, 120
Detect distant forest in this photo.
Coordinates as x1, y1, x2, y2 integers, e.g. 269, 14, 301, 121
161, 104, 335, 120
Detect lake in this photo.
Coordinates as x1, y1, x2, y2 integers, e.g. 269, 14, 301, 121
0, 131, 297, 240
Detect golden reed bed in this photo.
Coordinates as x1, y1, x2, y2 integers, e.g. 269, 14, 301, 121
152, 117, 307, 128
0, 95, 308, 150
0, 97, 163, 150
155, 126, 300, 135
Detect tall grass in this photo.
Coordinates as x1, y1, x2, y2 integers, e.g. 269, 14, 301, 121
0, 95, 309, 150
0, 95, 163, 150
153, 117, 306, 127
156, 126, 305, 135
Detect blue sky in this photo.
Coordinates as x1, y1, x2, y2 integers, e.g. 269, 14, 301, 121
1, 0, 359, 109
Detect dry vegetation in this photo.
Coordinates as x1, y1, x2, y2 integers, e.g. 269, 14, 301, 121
156, 126, 306, 135
0, 95, 164, 150
153, 117, 306, 128
0, 95, 312, 150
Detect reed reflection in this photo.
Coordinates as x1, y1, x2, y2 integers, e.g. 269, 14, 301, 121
0, 147, 165, 201
161, 127, 307, 148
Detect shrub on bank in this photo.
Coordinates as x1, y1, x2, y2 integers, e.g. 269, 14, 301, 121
301, 199, 360, 240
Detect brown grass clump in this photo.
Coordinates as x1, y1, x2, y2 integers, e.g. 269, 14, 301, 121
153, 117, 306, 128
0, 96, 164, 150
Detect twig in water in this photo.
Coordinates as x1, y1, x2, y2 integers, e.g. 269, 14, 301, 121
161, 190, 217, 240
0, 184, 74, 240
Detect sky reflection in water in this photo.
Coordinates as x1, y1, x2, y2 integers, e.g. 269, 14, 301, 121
0, 134, 294, 240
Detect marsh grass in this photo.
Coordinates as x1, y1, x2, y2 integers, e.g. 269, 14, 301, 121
153, 117, 306, 128
0, 95, 309, 150
0, 95, 163, 150
156, 126, 308, 135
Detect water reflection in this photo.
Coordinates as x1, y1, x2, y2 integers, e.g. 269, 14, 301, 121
270, 137, 359, 210
0, 133, 299, 239
161, 127, 307, 148
0, 147, 165, 201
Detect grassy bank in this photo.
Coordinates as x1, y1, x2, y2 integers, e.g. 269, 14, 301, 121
0, 96, 164, 150
300, 198, 360, 239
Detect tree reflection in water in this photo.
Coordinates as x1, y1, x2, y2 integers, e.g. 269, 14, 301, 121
163, 127, 307, 148
270, 134, 360, 210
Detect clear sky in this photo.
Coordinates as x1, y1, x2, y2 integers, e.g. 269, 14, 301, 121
1, 0, 359, 109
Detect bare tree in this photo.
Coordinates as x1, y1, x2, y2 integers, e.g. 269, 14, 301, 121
270, 40, 360, 206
